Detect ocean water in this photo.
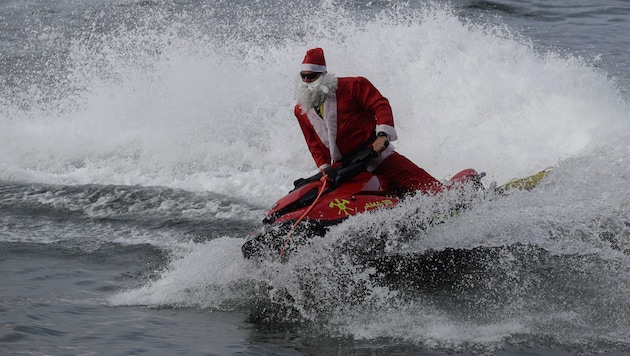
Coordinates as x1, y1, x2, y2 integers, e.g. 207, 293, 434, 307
1, 0, 629, 355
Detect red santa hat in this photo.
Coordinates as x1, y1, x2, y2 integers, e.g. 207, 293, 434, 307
301, 48, 327, 72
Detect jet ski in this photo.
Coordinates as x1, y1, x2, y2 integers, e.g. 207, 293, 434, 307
241, 147, 488, 260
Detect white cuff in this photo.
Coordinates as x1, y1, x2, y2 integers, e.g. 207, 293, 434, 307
375, 124, 397, 141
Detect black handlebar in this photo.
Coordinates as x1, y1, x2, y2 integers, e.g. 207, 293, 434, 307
292, 146, 381, 189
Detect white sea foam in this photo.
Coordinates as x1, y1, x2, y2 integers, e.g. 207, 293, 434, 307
1, 2, 627, 208
4, 2, 630, 350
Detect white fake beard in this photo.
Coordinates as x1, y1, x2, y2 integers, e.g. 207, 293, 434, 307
296, 73, 338, 111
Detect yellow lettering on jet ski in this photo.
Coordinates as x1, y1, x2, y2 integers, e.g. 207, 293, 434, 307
364, 199, 395, 210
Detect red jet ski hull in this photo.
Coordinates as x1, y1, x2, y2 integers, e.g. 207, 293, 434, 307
242, 167, 483, 259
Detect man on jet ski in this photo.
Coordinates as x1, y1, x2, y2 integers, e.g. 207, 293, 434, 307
295, 47, 444, 196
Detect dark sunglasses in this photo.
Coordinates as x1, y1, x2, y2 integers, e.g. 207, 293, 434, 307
300, 72, 321, 80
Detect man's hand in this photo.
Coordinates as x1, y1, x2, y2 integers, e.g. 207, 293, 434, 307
373, 136, 389, 153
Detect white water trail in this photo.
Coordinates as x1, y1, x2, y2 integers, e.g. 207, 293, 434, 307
3, 1, 630, 350
1, 2, 627, 207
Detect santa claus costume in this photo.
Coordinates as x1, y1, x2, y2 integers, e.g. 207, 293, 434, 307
294, 47, 444, 195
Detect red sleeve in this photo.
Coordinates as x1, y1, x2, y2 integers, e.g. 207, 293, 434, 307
294, 105, 331, 169
351, 77, 394, 128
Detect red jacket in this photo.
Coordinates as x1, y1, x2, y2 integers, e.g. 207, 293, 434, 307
294, 76, 397, 169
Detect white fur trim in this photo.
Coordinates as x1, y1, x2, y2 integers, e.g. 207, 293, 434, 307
301, 64, 327, 72
323, 94, 342, 161
304, 94, 341, 164
376, 124, 397, 141
306, 95, 343, 161
306, 108, 329, 148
